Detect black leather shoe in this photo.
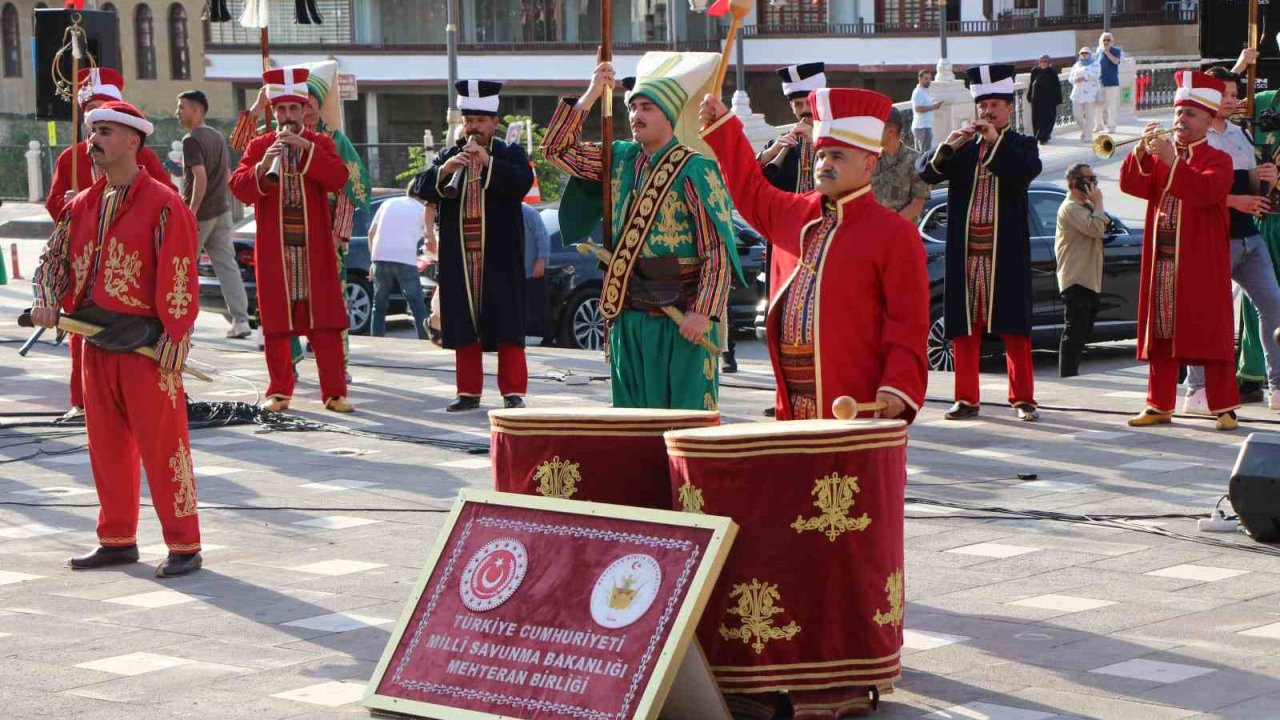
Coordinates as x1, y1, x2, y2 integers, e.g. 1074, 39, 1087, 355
503, 395, 526, 409
156, 552, 202, 578
1015, 403, 1040, 422
68, 545, 140, 570
944, 402, 980, 420
447, 396, 481, 412
762, 407, 776, 418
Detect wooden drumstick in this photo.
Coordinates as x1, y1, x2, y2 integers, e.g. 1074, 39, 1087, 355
832, 395, 887, 420
574, 243, 721, 354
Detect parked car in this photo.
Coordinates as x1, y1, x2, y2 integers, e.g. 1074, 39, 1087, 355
538, 207, 768, 350
752, 181, 1143, 370
197, 191, 437, 336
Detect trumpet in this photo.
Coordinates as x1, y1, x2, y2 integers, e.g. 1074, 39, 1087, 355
441, 134, 478, 200
1093, 128, 1174, 159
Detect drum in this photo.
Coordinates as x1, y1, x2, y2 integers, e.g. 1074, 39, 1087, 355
490, 407, 720, 509
665, 419, 907, 713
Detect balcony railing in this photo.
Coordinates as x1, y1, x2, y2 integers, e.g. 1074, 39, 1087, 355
741, 8, 1196, 38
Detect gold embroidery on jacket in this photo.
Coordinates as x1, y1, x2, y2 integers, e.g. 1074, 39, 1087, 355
170, 441, 198, 517
103, 237, 149, 309
650, 193, 689, 252
166, 256, 193, 319
719, 579, 802, 654
71, 247, 93, 297
791, 473, 872, 541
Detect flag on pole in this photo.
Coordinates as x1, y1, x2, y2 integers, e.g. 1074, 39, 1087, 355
240, 0, 271, 28
706, 0, 731, 16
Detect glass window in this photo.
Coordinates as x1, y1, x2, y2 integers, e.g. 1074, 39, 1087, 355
877, 0, 936, 27
764, 0, 828, 29
168, 4, 189, 80
1028, 191, 1065, 237
135, 4, 156, 80
2, 4, 20, 78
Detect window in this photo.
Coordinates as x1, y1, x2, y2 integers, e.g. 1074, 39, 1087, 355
135, 4, 156, 79
1028, 191, 1065, 237
168, 4, 189, 79
877, 0, 936, 27
762, 0, 828, 30
2, 3, 19, 78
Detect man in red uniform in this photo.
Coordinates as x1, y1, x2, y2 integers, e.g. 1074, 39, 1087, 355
700, 89, 929, 422
1121, 71, 1239, 430
229, 67, 352, 413
31, 101, 203, 577
45, 67, 173, 422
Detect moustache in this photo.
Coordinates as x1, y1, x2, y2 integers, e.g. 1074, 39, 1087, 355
817, 170, 837, 180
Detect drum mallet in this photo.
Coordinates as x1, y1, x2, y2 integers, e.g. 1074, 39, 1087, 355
574, 242, 720, 354
17, 313, 212, 382
832, 395, 888, 420
17, 326, 46, 356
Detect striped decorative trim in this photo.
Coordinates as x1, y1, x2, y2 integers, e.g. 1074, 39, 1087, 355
665, 427, 906, 459
167, 543, 202, 553
490, 411, 718, 437
155, 333, 190, 373
99, 536, 137, 546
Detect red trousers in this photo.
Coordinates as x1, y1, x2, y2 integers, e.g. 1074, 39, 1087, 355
69, 333, 83, 408
1145, 339, 1240, 414
456, 342, 527, 397
953, 331, 1036, 407
264, 301, 348, 401
82, 345, 201, 553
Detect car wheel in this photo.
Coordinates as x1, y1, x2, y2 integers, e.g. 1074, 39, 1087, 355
346, 274, 373, 335
926, 313, 954, 372
560, 289, 606, 351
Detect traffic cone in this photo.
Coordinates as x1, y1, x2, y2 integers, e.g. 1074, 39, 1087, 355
523, 163, 542, 205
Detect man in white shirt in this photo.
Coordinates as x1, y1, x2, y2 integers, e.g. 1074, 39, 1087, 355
1069, 47, 1101, 142
911, 69, 944, 151
368, 193, 429, 338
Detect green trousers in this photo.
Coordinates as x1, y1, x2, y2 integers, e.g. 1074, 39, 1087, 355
609, 309, 719, 411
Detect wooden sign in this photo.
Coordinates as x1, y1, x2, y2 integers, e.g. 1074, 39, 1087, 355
363, 489, 736, 720
338, 72, 358, 102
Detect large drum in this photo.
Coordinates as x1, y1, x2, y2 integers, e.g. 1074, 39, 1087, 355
490, 407, 720, 508
665, 419, 907, 716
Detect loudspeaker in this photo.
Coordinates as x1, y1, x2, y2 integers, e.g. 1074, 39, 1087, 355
1229, 432, 1280, 543
33, 9, 120, 121
1200, 1, 1280, 60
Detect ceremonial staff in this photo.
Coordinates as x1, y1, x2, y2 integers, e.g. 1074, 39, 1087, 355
600, 3, 614, 251
710, 0, 752, 95
1248, 0, 1260, 117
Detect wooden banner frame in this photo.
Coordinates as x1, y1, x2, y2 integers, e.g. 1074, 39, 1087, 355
362, 489, 736, 720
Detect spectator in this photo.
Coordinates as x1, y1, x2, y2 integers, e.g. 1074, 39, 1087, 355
368, 193, 429, 339
1069, 48, 1101, 143
1055, 163, 1109, 377
175, 89, 252, 339
1028, 54, 1063, 145
911, 69, 944, 151
1096, 32, 1122, 133
522, 202, 552, 346
871, 107, 932, 223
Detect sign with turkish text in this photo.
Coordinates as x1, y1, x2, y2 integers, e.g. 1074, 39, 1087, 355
338, 73, 358, 102
364, 490, 736, 720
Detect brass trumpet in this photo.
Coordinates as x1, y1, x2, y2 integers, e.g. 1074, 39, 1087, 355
1093, 128, 1174, 159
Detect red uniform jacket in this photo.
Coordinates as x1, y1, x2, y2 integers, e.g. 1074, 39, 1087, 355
46, 141, 173, 220
32, 171, 199, 371
227, 130, 350, 334
1120, 140, 1234, 362
703, 114, 930, 421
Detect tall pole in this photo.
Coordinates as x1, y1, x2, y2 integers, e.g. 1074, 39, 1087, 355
938, 0, 948, 61
601, 3, 613, 251
1248, 0, 1259, 116
446, 0, 460, 138
734, 25, 744, 95
1102, 0, 1111, 33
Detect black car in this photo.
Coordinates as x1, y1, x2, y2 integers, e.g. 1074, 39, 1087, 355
538, 207, 768, 350
752, 181, 1143, 370
198, 191, 436, 335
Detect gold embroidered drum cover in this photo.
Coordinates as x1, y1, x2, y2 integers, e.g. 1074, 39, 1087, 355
490, 408, 721, 509
664, 419, 907, 696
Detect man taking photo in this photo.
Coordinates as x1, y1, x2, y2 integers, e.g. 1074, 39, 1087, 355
1055, 163, 1109, 378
